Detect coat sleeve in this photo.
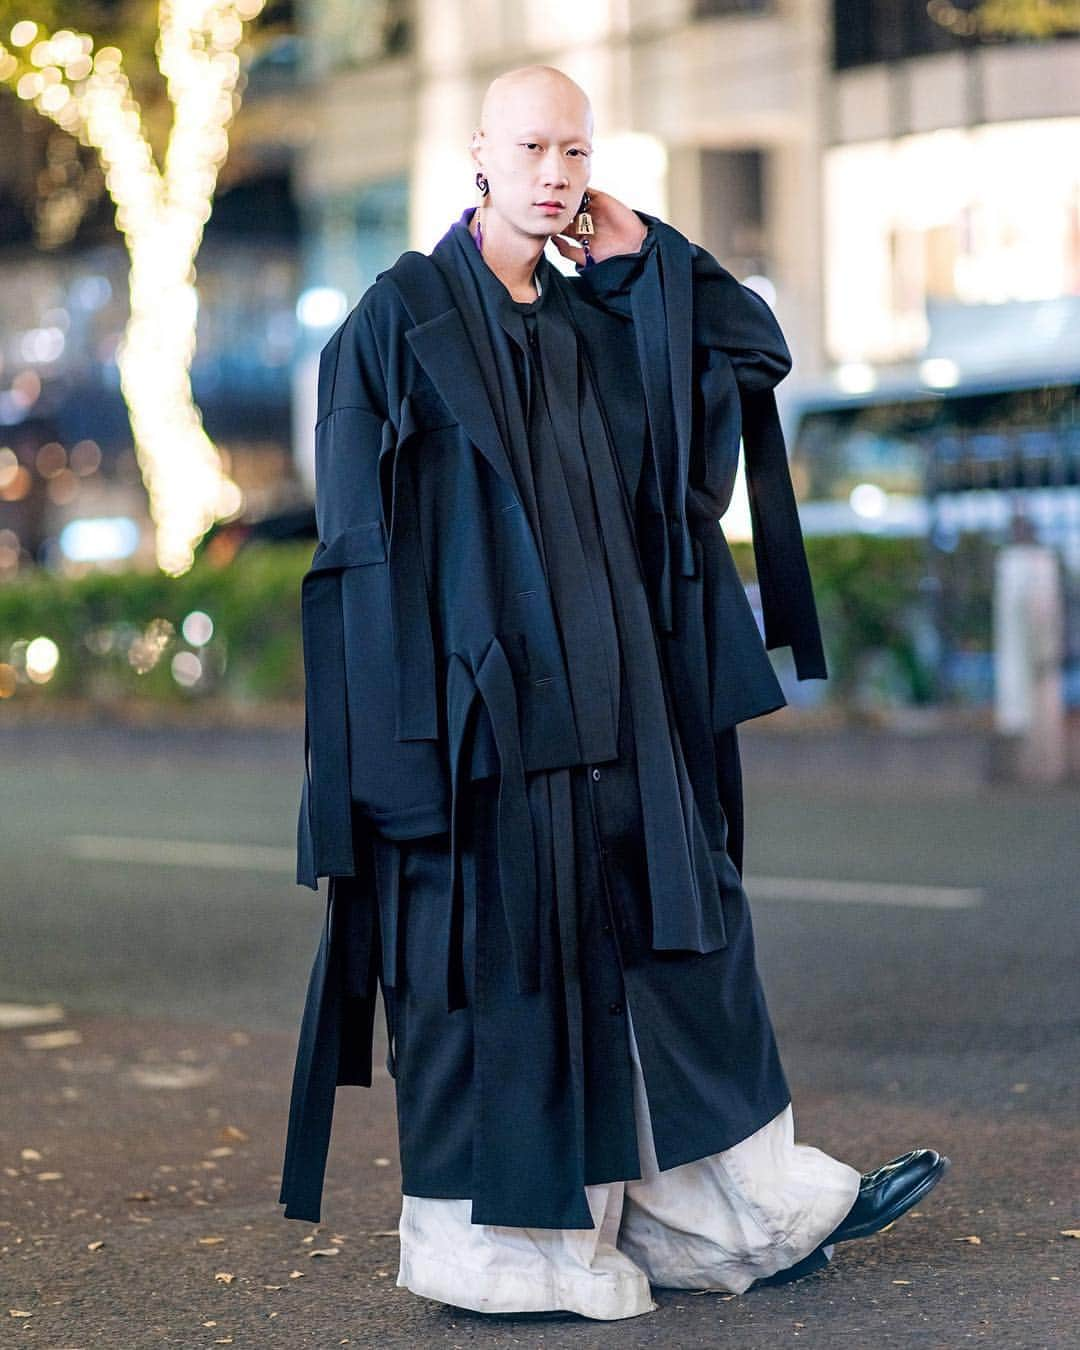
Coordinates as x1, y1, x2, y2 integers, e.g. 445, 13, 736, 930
689, 251, 826, 680
296, 299, 450, 891
574, 210, 826, 681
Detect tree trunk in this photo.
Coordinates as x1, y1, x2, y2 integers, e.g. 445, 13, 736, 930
117, 228, 240, 575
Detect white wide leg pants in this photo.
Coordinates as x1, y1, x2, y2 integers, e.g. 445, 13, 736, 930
396, 1008, 861, 1320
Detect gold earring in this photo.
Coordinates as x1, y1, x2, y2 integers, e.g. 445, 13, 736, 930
573, 191, 594, 236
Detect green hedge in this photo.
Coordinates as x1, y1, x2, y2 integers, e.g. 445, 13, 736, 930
731, 534, 942, 707
0, 534, 954, 713
0, 541, 312, 709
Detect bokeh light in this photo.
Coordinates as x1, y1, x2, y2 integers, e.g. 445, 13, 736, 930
25, 636, 60, 684
127, 618, 176, 674
171, 650, 203, 687
182, 610, 215, 647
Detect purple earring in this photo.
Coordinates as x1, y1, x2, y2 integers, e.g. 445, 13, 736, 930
473, 172, 489, 252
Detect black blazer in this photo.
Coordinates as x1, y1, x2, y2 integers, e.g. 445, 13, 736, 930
295, 208, 825, 892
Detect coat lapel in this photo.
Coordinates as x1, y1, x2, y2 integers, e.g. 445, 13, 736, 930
402, 308, 518, 500
395, 233, 522, 511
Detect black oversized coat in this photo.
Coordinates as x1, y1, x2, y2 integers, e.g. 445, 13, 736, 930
278, 208, 826, 1227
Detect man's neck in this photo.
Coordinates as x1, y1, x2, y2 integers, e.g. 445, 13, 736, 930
470, 208, 545, 302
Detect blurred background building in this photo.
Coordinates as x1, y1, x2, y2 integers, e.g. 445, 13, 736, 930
1, 0, 1078, 717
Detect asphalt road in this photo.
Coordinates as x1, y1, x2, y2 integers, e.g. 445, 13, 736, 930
1, 720, 1077, 1347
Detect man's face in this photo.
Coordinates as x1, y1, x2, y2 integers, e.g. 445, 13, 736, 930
474, 79, 593, 240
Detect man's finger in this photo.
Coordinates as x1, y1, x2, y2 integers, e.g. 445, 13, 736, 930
551, 233, 586, 261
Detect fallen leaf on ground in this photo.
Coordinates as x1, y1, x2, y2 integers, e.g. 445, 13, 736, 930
8, 1310, 33, 1318
0, 1001, 64, 1029
20, 1149, 42, 1162
198, 1236, 225, 1246
955, 1235, 982, 1244
372, 1157, 391, 1167
892, 1279, 912, 1285
126, 1191, 153, 1202
127, 1064, 217, 1090
1060, 1230, 1080, 1239
35, 1172, 63, 1181
87, 1240, 105, 1251
309, 1248, 340, 1258
288, 1270, 304, 1279
214, 1272, 235, 1285
208, 1147, 233, 1158
23, 1028, 82, 1049
202, 1321, 217, 1328
220, 1126, 249, 1143
264, 1285, 283, 1291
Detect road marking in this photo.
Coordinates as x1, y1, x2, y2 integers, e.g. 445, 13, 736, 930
744, 876, 983, 910
65, 835, 294, 871
61, 837, 984, 909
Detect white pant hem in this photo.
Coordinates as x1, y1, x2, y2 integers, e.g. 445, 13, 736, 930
397, 1241, 658, 1320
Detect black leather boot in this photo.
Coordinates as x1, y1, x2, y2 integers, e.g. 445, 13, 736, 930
826, 1149, 951, 1244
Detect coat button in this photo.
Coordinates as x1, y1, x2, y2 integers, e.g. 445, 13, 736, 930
608, 1001, 623, 1015
598, 845, 608, 859
591, 768, 601, 781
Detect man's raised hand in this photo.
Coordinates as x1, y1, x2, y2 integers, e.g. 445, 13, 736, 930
551, 187, 649, 266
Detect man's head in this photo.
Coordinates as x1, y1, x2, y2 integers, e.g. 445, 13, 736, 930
470, 65, 593, 241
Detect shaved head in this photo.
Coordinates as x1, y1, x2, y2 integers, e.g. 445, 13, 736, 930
470, 65, 594, 244
478, 65, 593, 139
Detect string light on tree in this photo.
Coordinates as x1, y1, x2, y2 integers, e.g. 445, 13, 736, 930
0, 1, 267, 575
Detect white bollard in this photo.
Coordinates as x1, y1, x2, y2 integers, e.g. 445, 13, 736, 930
993, 543, 1066, 782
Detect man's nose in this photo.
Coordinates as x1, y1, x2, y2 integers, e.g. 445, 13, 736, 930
542, 152, 569, 186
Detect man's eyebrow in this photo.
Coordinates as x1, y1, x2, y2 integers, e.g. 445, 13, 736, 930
516, 130, 592, 143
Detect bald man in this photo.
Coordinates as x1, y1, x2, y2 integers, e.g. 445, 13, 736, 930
279, 63, 949, 1321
